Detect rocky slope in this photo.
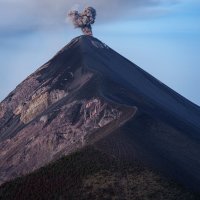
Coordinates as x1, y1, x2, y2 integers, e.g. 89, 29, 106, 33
0, 35, 200, 193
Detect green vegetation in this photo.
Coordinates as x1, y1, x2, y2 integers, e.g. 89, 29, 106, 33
0, 146, 199, 200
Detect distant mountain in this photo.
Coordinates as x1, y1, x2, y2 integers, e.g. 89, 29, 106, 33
0, 35, 200, 195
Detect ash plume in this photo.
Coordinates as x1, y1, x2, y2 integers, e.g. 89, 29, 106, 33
68, 7, 96, 36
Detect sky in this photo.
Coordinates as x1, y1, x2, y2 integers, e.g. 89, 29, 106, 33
0, 0, 200, 106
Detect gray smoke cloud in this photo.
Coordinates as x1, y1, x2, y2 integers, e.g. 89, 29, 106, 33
0, 0, 181, 36
68, 7, 96, 36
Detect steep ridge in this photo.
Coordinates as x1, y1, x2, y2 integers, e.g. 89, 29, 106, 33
0, 35, 200, 193
79, 36, 200, 132
0, 36, 136, 184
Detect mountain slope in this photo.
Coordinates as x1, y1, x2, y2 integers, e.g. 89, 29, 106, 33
0, 35, 200, 193
0, 146, 199, 200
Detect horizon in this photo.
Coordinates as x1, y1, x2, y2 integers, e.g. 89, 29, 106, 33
0, 0, 200, 106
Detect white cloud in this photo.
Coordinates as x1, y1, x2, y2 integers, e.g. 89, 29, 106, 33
0, 0, 180, 34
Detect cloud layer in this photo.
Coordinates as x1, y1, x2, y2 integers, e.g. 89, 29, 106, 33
0, 0, 179, 35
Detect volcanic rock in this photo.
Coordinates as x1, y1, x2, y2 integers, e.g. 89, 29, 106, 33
0, 35, 200, 193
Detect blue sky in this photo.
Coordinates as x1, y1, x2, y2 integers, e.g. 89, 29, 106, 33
0, 0, 200, 105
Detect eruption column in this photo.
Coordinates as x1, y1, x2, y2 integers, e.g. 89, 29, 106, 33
68, 7, 96, 36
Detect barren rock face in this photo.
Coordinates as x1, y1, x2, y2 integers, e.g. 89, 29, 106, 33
14, 104, 23, 116
16, 89, 67, 124
0, 103, 6, 119
13, 88, 67, 123
0, 96, 133, 184
0, 36, 135, 184
20, 92, 49, 124
8, 75, 40, 111
0, 35, 200, 192
50, 90, 66, 104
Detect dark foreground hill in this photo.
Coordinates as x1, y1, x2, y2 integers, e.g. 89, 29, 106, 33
0, 35, 200, 197
0, 146, 199, 200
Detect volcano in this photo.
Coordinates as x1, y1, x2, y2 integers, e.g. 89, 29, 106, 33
0, 35, 200, 198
